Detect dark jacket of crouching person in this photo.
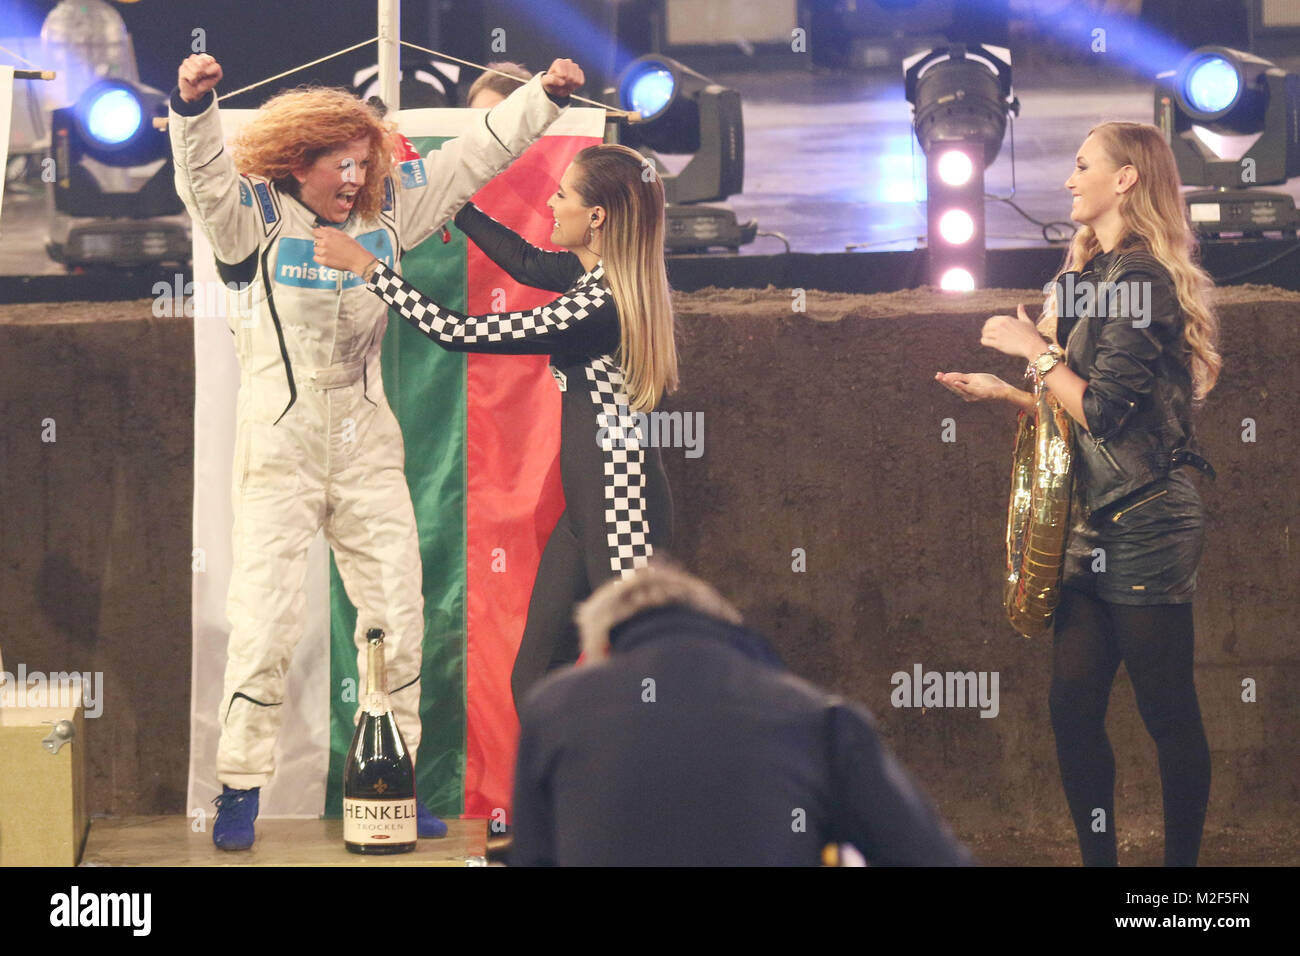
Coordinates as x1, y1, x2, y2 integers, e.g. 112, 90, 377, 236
509, 563, 973, 866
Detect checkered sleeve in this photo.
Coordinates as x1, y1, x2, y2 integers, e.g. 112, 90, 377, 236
366, 260, 613, 355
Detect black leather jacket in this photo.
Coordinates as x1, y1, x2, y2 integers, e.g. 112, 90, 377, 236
1053, 244, 1213, 518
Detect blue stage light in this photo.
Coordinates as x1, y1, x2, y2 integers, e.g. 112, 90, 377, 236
1157, 45, 1300, 231
622, 62, 676, 119
1185, 56, 1239, 114
84, 87, 143, 146
609, 54, 750, 248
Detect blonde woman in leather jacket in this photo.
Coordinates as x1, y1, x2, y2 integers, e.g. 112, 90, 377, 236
938, 122, 1221, 866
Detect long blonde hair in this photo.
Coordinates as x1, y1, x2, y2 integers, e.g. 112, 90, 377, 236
572, 144, 678, 412
231, 87, 397, 221
1043, 121, 1221, 399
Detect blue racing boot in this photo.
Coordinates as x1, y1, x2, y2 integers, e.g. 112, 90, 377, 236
213, 786, 259, 850
417, 800, 448, 838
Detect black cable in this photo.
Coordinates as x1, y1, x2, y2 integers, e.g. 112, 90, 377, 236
1211, 240, 1300, 284
756, 230, 792, 254
987, 194, 1076, 243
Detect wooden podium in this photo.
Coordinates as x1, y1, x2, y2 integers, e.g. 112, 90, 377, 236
0, 679, 89, 866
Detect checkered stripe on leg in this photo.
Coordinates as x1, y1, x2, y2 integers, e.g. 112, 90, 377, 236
586, 356, 653, 577
369, 262, 608, 345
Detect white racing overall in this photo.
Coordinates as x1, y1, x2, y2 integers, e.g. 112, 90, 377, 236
169, 76, 564, 789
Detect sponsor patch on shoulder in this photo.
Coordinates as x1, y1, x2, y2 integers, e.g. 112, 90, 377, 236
238, 181, 253, 207
383, 177, 394, 212
399, 159, 427, 190
252, 182, 277, 224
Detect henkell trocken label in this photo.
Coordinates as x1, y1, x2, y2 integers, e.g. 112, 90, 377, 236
344, 629, 417, 853
343, 797, 418, 843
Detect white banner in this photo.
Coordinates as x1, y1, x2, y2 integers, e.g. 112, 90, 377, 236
0, 66, 14, 224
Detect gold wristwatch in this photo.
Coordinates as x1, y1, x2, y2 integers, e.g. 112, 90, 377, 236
1027, 344, 1064, 384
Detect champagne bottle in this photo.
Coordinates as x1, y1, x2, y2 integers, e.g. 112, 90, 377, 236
343, 628, 417, 854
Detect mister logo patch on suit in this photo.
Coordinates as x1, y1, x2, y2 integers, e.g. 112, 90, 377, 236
398, 159, 427, 190
275, 230, 395, 289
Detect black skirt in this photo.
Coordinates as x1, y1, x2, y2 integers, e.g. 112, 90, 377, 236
1061, 468, 1204, 605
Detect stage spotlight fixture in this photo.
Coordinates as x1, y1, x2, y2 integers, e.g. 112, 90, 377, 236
937, 149, 974, 187
939, 209, 975, 244
1156, 45, 1300, 236
940, 268, 975, 293
1184, 55, 1240, 116
47, 78, 188, 266
607, 54, 756, 253
904, 44, 1018, 290
84, 87, 142, 145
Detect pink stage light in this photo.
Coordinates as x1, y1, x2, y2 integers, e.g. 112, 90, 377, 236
937, 149, 973, 186
940, 267, 975, 292
938, 209, 975, 244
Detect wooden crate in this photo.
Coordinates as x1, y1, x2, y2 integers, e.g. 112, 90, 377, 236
0, 680, 88, 866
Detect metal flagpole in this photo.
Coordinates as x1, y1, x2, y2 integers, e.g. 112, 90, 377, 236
378, 0, 399, 113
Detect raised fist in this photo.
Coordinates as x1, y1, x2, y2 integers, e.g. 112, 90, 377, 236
540, 59, 584, 99
178, 53, 222, 103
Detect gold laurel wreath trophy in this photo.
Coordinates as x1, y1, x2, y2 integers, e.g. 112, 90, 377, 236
1004, 377, 1075, 638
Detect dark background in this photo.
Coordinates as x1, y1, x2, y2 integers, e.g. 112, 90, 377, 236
1, 0, 1257, 102
0, 0, 657, 104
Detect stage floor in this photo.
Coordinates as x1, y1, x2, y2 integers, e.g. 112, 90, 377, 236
957, 823, 1300, 867
80, 816, 488, 867
74, 817, 1298, 866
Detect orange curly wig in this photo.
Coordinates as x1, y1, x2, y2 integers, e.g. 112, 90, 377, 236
231, 87, 398, 220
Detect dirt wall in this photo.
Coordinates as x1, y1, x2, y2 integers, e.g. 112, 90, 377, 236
2, 285, 1296, 857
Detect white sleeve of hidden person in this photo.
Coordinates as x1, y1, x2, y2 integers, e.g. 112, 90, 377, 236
396, 73, 562, 250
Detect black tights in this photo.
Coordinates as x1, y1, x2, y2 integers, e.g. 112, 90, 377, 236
1049, 586, 1211, 866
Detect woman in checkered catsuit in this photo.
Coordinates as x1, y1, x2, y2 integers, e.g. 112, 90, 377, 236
313, 144, 677, 711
